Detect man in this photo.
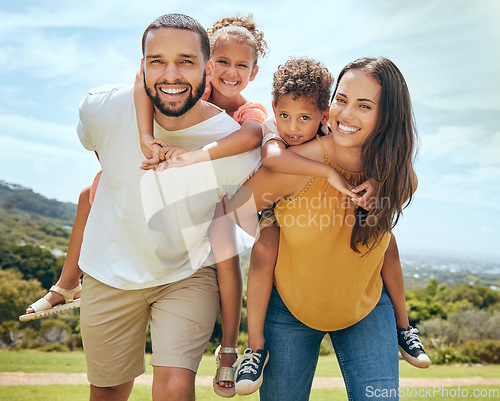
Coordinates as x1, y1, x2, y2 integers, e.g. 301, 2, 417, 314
77, 14, 260, 400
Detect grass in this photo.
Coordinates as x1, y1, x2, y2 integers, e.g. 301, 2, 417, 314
0, 386, 498, 401
0, 351, 498, 401
0, 351, 500, 401
1, 350, 500, 379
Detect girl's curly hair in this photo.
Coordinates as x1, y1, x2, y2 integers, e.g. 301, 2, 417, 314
207, 15, 268, 64
272, 58, 334, 111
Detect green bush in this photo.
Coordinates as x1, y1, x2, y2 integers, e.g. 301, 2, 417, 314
0, 269, 45, 323
320, 336, 332, 356
430, 346, 474, 365
460, 340, 500, 364
37, 343, 70, 352
419, 309, 500, 347
19, 327, 40, 349
0, 320, 22, 348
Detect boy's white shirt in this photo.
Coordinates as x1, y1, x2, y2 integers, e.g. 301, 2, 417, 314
77, 85, 261, 290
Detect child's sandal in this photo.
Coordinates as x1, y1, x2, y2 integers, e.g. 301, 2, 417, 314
19, 283, 81, 322
213, 345, 238, 398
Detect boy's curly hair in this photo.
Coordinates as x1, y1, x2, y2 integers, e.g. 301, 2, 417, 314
272, 58, 334, 111
207, 15, 268, 64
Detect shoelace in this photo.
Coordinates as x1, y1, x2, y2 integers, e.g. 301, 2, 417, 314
403, 327, 423, 350
235, 350, 263, 375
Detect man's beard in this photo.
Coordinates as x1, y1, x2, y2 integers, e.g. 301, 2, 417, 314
144, 72, 206, 118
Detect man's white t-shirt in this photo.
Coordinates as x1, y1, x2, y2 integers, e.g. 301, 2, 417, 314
77, 85, 261, 290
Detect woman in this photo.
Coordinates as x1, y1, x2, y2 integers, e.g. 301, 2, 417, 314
226, 57, 417, 400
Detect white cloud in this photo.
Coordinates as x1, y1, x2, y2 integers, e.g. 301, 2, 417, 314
0, 28, 139, 84
470, 166, 500, 181
0, 0, 188, 30
480, 226, 493, 234
420, 126, 500, 167
0, 134, 100, 203
0, 112, 80, 148
416, 169, 500, 210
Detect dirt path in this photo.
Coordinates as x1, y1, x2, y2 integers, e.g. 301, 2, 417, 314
1, 373, 499, 388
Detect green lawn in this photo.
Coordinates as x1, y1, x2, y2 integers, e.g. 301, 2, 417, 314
0, 386, 498, 401
1, 350, 500, 379
1, 351, 499, 401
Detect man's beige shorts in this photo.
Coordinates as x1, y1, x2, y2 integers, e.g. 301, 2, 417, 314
80, 267, 219, 387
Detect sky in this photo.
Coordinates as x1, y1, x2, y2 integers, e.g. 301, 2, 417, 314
1, 0, 499, 261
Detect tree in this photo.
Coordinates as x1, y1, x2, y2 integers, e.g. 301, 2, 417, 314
0, 240, 60, 289
436, 284, 500, 311
0, 269, 44, 323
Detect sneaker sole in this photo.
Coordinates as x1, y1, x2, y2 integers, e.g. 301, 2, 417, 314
399, 346, 431, 369
235, 353, 269, 396
19, 299, 81, 322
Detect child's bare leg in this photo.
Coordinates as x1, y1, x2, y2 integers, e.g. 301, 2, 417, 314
381, 233, 409, 329
247, 222, 279, 351
209, 200, 241, 390
26, 186, 90, 313
216, 255, 242, 388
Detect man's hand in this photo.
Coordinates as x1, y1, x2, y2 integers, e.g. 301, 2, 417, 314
140, 139, 169, 170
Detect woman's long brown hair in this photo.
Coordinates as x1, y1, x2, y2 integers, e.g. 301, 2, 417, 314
333, 57, 418, 253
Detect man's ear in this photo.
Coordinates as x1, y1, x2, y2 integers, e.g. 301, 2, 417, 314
249, 65, 259, 81
206, 59, 215, 82
140, 59, 144, 74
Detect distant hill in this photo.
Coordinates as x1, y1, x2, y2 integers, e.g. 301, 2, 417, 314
0, 181, 76, 251
0, 180, 76, 221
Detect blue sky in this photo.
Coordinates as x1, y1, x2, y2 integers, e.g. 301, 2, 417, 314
1, 0, 499, 261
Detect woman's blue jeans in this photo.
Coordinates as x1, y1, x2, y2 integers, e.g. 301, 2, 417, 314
260, 285, 399, 401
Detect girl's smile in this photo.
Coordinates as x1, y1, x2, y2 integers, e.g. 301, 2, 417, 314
211, 39, 258, 98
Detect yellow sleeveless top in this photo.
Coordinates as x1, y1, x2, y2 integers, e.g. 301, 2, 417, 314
273, 136, 390, 331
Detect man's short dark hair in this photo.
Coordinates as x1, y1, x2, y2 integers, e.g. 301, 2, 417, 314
142, 13, 210, 61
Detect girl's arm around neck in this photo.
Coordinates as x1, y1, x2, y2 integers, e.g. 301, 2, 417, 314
203, 120, 262, 160
157, 120, 263, 169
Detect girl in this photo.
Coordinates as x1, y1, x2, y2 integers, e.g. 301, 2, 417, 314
138, 15, 269, 398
